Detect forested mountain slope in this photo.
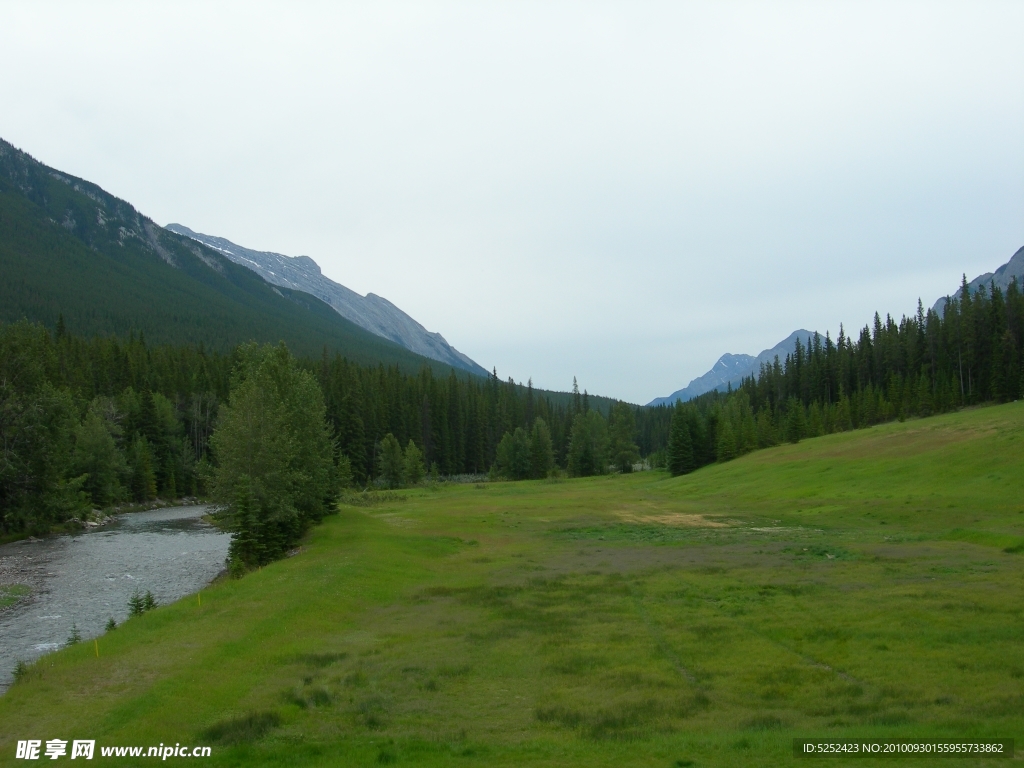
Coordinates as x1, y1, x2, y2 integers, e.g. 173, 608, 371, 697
0, 139, 457, 372
166, 224, 487, 376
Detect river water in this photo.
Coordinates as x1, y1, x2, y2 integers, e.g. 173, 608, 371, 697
0, 505, 231, 692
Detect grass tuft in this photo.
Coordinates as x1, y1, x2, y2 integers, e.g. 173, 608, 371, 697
742, 714, 787, 730
297, 652, 347, 668
200, 711, 281, 745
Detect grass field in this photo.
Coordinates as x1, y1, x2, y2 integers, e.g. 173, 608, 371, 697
2, 403, 1023, 766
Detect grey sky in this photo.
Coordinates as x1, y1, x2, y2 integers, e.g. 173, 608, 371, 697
2, 2, 1022, 403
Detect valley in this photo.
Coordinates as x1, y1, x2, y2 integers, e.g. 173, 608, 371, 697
2, 403, 1021, 766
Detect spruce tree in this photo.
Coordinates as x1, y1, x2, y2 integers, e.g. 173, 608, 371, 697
566, 411, 609, 477
529, 418, 554, 479
377, 433, 405, 488
608, 402, 640, 473
128, 589, 145, 617
785, 399, 806, 443
667, 405, 694, 476
717, 418, 737, 462
404, 440, 425, 485
756, 406, 777, 448
228, 480, 261, 569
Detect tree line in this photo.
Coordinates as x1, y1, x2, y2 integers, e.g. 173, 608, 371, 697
665, 277, 1023, 475
2, 274, 1019, 559
0, 319, 656, 543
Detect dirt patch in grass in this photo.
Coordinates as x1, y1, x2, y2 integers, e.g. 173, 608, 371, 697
616, 511, 736, 528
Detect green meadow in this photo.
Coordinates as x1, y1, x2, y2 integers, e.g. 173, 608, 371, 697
2, 402, 1023, 767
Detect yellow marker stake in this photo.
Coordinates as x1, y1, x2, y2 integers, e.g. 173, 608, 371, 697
198, 592, 201, 607
94, 639, 99, 658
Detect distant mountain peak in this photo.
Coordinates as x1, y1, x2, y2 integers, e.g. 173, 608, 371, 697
648, 329, 817, 407
166, 224, 487, 376
0, 136, 471, 372
933, 245, 1024, 316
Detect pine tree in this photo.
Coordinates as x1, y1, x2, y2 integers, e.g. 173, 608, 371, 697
667, 405, 694, 476
756, 406, 777, 448
404, 440, 426, 485
336, 453, 354, 489
128, 589, 145, 617
128, 436, 157, 501
228, 480, 262, 570
785, 399, 805, 443
608, 402, 640, 473
916, 372, 932, 416
529, 418, 554, 479
717, 418, 737, 462
377, 433, 405, 488
566, 411, 609, 477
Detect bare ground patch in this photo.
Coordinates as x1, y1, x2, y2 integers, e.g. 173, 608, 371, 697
616, 511, 737, 528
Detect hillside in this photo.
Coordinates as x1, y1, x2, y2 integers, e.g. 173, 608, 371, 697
1, 402, 1020, 766
0, 139, 460, 373
166, 224, 488, 376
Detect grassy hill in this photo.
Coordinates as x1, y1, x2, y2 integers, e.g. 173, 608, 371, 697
2, 402, 1021, 765
0, 139, 457, 372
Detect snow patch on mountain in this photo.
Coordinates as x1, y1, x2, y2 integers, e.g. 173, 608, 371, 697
166, 224, 487, 376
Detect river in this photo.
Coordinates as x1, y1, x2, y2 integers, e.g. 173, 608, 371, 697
0, 504, 231, 693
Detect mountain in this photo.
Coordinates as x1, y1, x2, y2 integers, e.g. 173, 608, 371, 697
166, 224, 487, 376
0, 138, 465, 373
933, 245, 1024, 316
647, 330, 817, 407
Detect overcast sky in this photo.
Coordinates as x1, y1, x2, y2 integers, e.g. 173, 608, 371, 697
2, 2, 1022, 403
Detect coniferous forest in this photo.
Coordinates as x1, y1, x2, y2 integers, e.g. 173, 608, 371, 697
0, 318, 639, 541
666, 279, 1024, 475
2, 274, 1021, 549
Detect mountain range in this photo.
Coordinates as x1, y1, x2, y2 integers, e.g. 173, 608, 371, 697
166, 225, 486, 376
932, 245, 1024, 317
7, 133, 1021, 410
647, 330, 817, 407
651, 244, 1024, 407
0, 138, 468, 374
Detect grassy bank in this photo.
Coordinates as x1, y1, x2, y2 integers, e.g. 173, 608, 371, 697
2, 403, 1022, 766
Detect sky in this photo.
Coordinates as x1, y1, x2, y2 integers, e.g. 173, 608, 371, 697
1, 2, 1022, 404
